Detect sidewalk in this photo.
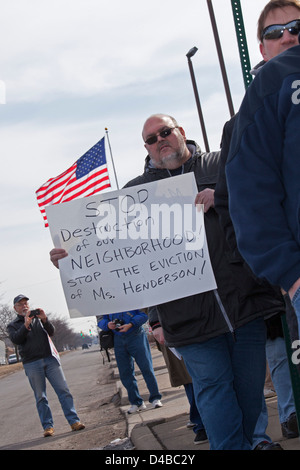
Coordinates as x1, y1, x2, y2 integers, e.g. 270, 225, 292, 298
110, 344, 300, 451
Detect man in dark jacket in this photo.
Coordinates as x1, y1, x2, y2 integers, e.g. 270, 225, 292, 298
215, 1, 300, 446
124, 113, 285, 449
226, 42, 300, 349
50, 113, 284, 450
7, 294, 85, 437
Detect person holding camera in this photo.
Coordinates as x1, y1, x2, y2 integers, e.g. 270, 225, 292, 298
98, 309, 162, 414
7, 294, 85, 437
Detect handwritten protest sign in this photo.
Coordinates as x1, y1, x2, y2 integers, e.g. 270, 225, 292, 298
46, 173, 217, 317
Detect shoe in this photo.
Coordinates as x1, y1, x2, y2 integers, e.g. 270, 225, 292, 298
281, 412, 299, 439
152, 399, 163, 409
186, 421, 196, 428
127, 402, 146, 414
194, 429, 208, 444
254, 440, 283, 450
71, 422, 85, 432
43, 427, 54, 437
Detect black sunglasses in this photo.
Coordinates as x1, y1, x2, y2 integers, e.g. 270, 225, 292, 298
261, 19, 300, 41
144, 127, 178, 145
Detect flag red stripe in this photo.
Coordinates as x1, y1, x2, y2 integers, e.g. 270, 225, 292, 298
60, 176, 110, 203
58, 167, 108, 200
36, 167, 76, 201
36, 167, 109, 207
36, 164, 76, 196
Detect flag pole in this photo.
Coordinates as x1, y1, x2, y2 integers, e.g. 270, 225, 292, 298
105, 127, 119, 190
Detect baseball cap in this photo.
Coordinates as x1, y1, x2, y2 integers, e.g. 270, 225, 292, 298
13, 294, 29, 305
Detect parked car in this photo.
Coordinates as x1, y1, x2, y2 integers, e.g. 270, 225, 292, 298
8, 354, 18, 364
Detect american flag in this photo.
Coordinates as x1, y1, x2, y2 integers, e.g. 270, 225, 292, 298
36, 137, 111, 227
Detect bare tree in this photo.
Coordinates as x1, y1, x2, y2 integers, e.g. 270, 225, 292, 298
50, 315, 82, 351
0, 304, 15, 341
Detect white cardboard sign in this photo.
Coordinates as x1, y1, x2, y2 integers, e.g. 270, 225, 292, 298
46, 173, 217, 317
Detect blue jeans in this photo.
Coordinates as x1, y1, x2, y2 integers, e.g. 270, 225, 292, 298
291, 286, 300, 339
114, 328, 161, 405
252, 395, 272, 448
252, 335, 296, 448
184, 382, 205, 434
266, 336, 295, 423
177, 318, 266, 450
23, 356, 79, 430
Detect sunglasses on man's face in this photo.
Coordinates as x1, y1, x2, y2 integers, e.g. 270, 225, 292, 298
144, 127, 178, 145
261, 19, 300, 41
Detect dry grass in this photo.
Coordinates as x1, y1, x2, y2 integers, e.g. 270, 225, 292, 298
0, 362, 23, 378
0, 351, 71, 379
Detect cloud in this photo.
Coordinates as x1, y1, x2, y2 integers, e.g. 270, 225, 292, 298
0, 0, 268, 328
2, 0, 264, 103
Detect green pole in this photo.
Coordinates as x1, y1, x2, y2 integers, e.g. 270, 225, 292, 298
231, 0, 253, 89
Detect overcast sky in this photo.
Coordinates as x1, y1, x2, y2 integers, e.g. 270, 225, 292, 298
0, 0, 267, 333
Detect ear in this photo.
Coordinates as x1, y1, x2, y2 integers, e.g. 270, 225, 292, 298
178, 126, 186, 141
259, 42, 268, 61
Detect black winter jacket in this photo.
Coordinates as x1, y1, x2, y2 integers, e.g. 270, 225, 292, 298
124, 140, 285, 347
7, 315, 55, 364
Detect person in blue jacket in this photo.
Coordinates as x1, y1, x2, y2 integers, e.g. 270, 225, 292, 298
98, 310, 162, 414
215, 1, 300, 447
226, 40, 300, 340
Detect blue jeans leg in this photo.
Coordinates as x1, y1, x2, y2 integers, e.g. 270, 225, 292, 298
115, 337, 143, 406
291, 286, 300, 339
266, 336, 295, 423
24, 359, 53, 429
129, 331, 161, 403
44, 356, 79, 425
115, 329, 161, 405
24, 356, 79, 429
252, 395, 272, 448
177, 318, 266, 450
184, 382, 204, 433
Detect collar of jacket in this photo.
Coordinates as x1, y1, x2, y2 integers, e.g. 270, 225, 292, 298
144, 140, 201, 174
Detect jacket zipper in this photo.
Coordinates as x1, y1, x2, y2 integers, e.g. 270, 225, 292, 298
213, 289, 235, 339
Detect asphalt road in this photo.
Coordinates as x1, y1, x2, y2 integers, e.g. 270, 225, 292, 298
0, 345, 126, 450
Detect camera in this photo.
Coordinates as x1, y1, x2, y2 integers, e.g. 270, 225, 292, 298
113, 318, 125, 331
29, 309, 40, 318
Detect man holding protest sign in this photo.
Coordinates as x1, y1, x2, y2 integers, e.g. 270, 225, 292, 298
50, 113, 285, 449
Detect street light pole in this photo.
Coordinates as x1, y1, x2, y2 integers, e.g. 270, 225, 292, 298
207, 0, 235, 117
186, 47, 210, 152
